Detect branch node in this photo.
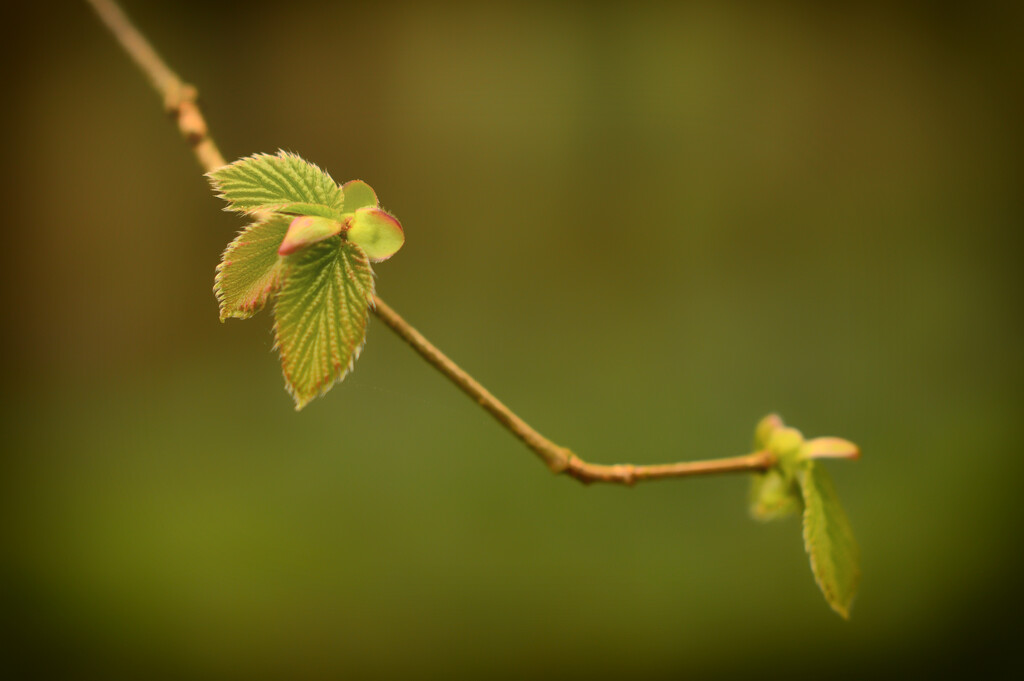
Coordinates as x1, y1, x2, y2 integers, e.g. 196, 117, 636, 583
563, 457, 592, 485
162, 82, 195, 112
546, 448, 573, 474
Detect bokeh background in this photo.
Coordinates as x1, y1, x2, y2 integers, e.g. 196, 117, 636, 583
3, 1, 1021, 678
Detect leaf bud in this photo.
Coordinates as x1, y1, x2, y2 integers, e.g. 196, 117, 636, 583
346, 207, 405, 262
278, 215, 344, 256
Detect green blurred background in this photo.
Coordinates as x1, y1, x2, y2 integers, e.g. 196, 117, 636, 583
3, 1, 1021, 678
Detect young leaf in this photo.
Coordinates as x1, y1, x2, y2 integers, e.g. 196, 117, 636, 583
214, 213, 290, 321
341, 179, 379, 211
208, 151, 344, 217
273, 238, 375, 409
800, 437, 861, 461
279, 215, 344, 256
799, 462, 861, 618
346, 207, 405, 262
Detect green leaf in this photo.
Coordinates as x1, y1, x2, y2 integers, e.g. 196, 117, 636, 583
209, 151, 344, 217
800, 437, 861, 461
214, 214, 290, 321
273, 238, 375, 409
347, 207, 405, 262
799, 462, 861, 619
341, 179, 379, 211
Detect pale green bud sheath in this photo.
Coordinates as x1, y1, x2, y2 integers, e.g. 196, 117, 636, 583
346, 207, 405, 262
340, 179, 379, 212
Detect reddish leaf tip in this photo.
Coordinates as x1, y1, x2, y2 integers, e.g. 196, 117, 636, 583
278, 215, 343, 256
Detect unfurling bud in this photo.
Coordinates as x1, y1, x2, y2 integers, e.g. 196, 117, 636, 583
799, 437, 861, 461
278, 215, 344, 256
341, 179, 379, 212
346, 207, 405, 262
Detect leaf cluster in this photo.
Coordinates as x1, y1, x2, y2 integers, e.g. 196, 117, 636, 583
750, 414, 861, 618
209, 152, 404, 409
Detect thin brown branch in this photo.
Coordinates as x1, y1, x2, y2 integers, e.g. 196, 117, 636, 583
565, 451, 776, 485
87, 0, 225, 172
367, 300, 776, 483
87, 0, 777, 485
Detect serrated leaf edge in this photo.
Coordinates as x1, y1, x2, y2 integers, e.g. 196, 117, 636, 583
213, 214, 289, 321
272, 243, 377, 410
800, 464, 861, 619
207, 150, 344, 218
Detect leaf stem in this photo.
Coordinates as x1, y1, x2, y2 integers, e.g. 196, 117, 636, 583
87, 0, 777, 485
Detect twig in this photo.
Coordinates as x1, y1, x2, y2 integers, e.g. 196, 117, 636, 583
373, 298, 775, 481
87, 0, 224, 171
86, 0, 777, 484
